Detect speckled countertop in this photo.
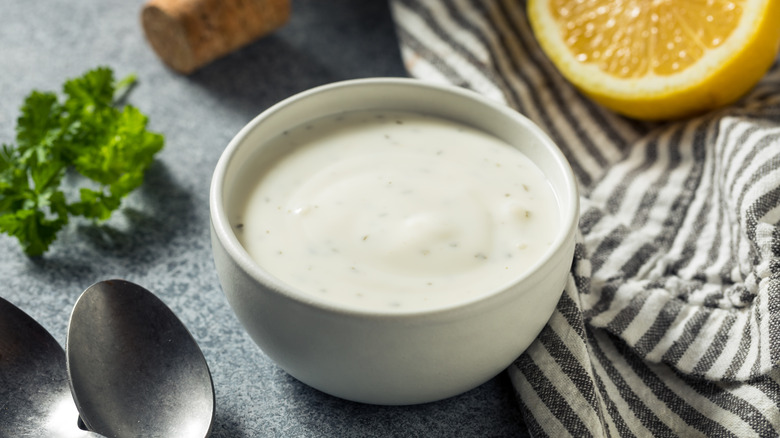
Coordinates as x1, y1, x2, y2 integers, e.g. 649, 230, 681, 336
0, 1, 528, 436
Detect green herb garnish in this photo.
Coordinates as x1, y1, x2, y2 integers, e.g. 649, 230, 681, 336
0, 67, 164, 256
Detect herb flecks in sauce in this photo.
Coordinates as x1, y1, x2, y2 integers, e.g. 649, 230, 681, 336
234, 110, 559, 312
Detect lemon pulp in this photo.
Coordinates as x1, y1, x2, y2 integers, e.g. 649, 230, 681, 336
528, 0, 780, 120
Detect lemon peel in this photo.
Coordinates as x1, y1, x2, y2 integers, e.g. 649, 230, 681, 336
528, 0, 780, 120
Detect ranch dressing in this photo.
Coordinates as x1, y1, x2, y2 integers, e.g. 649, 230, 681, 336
233, 110, 559, 312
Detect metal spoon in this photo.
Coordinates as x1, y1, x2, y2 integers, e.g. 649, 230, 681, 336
66, 279, 215, 438
0, 296, 95, 437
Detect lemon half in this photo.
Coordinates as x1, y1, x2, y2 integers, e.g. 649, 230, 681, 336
528, 0, 780, 120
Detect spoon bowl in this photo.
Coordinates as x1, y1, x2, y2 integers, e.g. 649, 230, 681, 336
0, 296, 93, 437
66, 279, 215, 438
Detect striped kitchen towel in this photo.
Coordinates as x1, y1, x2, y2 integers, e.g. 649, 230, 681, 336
389, 1, 780, 436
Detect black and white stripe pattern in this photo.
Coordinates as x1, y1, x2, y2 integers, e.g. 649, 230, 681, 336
390, 0, 780, 435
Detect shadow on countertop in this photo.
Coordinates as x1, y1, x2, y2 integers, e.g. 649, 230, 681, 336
185, 0, 409, 117
207, 369, 528, 438
48, 161, 198, 267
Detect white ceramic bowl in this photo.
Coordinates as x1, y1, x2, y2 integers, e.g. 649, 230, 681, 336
210, 78, 579, 405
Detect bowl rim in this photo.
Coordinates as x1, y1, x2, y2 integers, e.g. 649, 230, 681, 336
209, 77, 579, 318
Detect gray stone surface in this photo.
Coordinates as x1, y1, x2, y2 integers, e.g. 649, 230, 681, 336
0, 0, 528, 436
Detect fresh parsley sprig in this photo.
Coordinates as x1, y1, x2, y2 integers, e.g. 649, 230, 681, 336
0, 67, 164, 256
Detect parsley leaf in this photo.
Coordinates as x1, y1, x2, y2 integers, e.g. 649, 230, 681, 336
0, 67, 164, 256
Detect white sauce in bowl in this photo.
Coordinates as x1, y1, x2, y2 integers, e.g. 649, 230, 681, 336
232, 110, 560, 312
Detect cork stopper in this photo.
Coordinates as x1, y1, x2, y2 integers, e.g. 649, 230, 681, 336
141, 0, 290, 74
